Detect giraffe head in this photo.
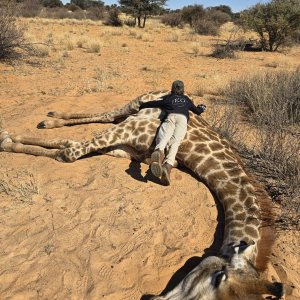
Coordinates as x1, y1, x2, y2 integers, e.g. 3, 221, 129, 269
151, 241, 284, 300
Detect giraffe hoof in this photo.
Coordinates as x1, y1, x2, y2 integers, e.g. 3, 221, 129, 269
0, 131, 10, 142
47, 111, 55, 117
37, 121, 47, 129
37, 120, 64, 129
47, 111, 65, 119
0, 131, 12, 151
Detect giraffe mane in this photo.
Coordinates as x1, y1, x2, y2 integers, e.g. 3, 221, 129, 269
228, 146, 276, 271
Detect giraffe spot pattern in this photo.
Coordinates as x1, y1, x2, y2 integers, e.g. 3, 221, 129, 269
232, 203, 244, 212
245, 226, 259, 239
229, 229, 244, 238
208, 142, 225, 152
206, 171, 229, 185
198, 156, 220, 175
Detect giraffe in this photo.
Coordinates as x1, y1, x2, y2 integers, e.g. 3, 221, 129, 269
0, 91, 284, 300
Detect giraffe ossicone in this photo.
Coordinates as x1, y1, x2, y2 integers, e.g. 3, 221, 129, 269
0, 91, 284, 299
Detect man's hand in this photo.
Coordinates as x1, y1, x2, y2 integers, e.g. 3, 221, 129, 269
197, 104, 206, 113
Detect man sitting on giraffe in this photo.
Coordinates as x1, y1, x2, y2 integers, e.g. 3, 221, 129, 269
139, 80, 206, 185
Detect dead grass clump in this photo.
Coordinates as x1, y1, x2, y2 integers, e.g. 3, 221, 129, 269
64, 39, 75, 51
33, 44, 50, 57
78, 69, 108, 94
211, 44, 238, 59
88, 42, 101, 53
191, 44, 202, 57
76, 38, 86, 48
0, 170, 39, 203
166, 33, 179, 42
206, 102, 244, 144
193, 85, 205, 97
222, 69, 300, 126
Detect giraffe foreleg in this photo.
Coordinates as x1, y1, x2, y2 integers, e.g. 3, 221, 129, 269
37, 91, 169, 129
37, 97, 142, 129
37, 113, 117, 129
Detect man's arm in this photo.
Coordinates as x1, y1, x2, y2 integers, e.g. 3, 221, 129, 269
189, 99, 206, 115
139, 97, 166, 110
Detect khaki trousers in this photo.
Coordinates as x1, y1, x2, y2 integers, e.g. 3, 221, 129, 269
155, 113, 187, 166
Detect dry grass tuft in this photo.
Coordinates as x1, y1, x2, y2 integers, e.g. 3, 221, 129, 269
88, 42, 101, 53
166, 33, 179, 42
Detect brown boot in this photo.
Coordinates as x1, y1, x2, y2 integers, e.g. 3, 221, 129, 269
150, 149, 164, 178
161, 163, 172, 186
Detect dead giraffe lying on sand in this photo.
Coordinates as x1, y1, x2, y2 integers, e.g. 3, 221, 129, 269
0, 91, 284, 299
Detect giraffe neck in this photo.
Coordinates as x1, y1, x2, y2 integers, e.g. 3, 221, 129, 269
178, 117, 265, 265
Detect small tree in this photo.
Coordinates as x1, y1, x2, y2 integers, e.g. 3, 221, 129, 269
181, 5, 205, 26
119, 0, 167, 28
240, 0, 300, 51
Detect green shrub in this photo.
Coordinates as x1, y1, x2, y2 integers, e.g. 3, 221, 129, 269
104, 8, 123, 27
211, 44, 237, 58
161, 12, 183, 27
206, 9, 231, 26
192, 18, 219, 36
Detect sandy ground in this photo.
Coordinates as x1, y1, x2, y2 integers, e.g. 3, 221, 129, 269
0, 18, 300, 299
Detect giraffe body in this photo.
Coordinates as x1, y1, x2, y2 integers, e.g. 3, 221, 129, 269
0, 91, 283, 299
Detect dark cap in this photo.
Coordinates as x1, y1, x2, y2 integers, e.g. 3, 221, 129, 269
171, 80, 184, 94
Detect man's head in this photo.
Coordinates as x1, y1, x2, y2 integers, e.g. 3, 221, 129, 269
171, 80, 184, 95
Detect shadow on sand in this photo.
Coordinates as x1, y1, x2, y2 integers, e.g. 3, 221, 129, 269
124, 161, 225, 300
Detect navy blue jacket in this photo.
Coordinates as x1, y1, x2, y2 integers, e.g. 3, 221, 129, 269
140, 94, 204, 120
